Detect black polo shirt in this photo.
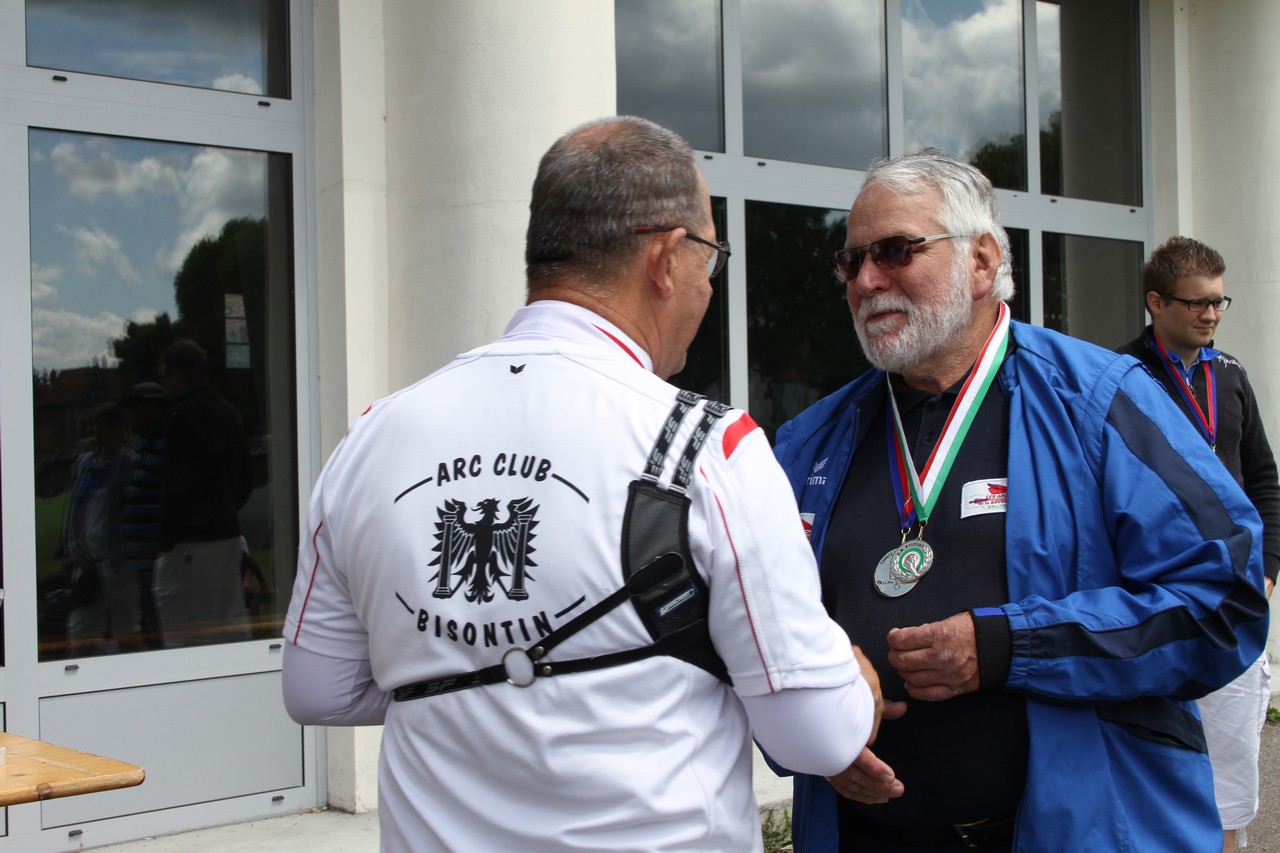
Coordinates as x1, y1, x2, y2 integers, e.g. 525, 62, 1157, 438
822, 367, 1027, 830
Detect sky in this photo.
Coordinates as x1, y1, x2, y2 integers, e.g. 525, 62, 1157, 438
25, 0, 276, 372
29, 133, 269, 372
622, 0, 1063, 170
26, 0, 271, 94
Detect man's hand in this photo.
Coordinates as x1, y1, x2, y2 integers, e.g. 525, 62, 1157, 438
826, 746, 905, 803
886, 612, 980, 701
1266, 576, 1274, 600
852, 643, 908, 743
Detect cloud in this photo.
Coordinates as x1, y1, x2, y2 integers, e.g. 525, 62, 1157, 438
56, 224, 142, 284
30, 263, 126, 370
159, 147, 267, 274
902, 0, 1026, 160
212, 73, 263, 95
740, 2, 884, 168
29, 1, 272, 94
50, 138, 182, 201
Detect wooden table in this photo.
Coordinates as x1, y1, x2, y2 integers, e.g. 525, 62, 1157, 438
0, 732, 144, 806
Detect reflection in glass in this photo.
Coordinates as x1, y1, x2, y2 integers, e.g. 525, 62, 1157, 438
673, 199, 729, 401
904, 0, 1026, 191
1042, 233, 1143, 349
746, 201, 867, 441
26, 0, 290, 98
29, 130, 296, 659
1037, 0, 1141, 204
1004, 227, 1030, 323
742, 0, 884, 169
616, 0, 724, 152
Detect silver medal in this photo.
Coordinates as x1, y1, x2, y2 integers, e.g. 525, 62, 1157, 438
872, 539, 935, 598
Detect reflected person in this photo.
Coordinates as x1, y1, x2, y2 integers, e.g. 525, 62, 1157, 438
63, 404, 138, 655
154, 339, 253, 647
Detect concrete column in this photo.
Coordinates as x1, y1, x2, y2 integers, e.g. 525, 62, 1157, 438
382, 0, 617, 391
313, 0, 393, 813
1185, 0, 1280, 671
312, 0, 617, 814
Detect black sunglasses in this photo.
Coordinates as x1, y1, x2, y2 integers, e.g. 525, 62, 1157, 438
832, 234, 961, 282
632, 225, 732, 279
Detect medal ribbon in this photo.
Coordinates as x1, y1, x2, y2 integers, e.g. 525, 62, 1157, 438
886, 301, 1011, 530
1150, 335, 1216, 449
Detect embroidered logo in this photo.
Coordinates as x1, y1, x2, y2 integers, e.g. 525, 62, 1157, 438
430, 497, 539, 602
960, 479, 1007, 518
800, 512, 815, 540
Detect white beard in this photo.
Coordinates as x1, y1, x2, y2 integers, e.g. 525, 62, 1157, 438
853, 254, 973, 374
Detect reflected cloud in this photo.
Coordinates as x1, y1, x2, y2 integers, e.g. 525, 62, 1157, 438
213, 73, 264, 95
903, 0, 1023, 161
50, 139, 182, 201
56, 224, 142, 285
742, 0, 884, 169
30, 263, 126, 369
28, 0, 270, 95
31, 132, 270, 372
162, 148, 266, 274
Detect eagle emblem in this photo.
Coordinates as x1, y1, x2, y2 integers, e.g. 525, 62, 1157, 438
430, 497, 539, 603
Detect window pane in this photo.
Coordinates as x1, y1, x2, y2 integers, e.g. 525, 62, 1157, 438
1037, 0, 1140, 204
673, 198, 729, 401
616, 0, 724, 152
30, 130, 297, 659
1005, 227, 1031, 323
742, 0, 885, 169
905, 0, 1026, 191
26, 0, 290, 98
746, 201, 866, 441
1041, 232, 1144, 349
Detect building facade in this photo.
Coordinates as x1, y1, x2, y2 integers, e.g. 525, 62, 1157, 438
0, 0, 1276, 848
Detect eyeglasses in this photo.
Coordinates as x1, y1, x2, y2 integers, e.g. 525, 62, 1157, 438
632, 226, 732, 279
1163, 294, 1232, 314
832, 234, 962, 282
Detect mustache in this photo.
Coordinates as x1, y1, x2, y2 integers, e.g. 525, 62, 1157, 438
857, 294, 914, 324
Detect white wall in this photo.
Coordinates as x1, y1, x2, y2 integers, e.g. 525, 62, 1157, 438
1183, 0, 1280, 670
382, 0, 617, 393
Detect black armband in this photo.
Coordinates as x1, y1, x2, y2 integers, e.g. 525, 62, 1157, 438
970, 607, 1012, 690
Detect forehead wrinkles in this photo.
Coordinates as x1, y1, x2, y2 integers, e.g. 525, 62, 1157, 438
848, 186, 942, 244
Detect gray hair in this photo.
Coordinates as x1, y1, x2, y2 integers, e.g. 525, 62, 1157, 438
860, 149, 1015, 302
525, 116, 704, 293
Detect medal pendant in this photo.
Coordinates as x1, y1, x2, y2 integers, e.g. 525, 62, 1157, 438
872, 540, 935, 598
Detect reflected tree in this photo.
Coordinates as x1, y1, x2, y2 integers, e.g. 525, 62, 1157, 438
112, 217, 268, 432
746, 201, 869, 441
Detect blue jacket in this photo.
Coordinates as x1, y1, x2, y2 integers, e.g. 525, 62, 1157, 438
773, 321, 1269, 852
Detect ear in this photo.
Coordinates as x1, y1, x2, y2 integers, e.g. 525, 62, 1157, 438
1144, 290, 1163, 319
969, 232, 1000, 300
642, 227, 687, 300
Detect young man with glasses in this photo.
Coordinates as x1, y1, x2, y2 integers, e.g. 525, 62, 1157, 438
282, 116, 885, 851
771, 150, 1269, 851
1117, 236, 1278, 852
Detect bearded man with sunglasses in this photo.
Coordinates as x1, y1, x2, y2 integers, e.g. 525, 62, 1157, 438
1117, 236, 1277, 853
772, 149, 1269, 852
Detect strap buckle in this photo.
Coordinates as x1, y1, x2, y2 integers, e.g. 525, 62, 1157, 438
502, 646, 540, 688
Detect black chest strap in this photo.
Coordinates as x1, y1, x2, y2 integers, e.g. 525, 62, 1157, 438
393, 391, 731, 702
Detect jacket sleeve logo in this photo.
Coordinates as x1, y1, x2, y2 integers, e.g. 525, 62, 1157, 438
430, 497, 539, 603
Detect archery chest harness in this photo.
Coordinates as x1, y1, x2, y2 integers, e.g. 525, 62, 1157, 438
393, 389, 731, 702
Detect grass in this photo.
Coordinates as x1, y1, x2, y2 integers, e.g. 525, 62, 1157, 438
762, 808, 792, 852
1268, 705, 1279, 726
